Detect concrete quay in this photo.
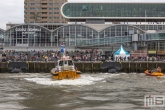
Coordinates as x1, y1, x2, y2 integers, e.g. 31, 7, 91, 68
0, 61, 165, 73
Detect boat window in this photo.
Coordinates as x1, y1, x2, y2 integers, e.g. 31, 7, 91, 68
59, 61, 63, 66
68, 60, 73, 65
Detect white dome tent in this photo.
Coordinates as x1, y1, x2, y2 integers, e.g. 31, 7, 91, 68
114, 45, 130, 61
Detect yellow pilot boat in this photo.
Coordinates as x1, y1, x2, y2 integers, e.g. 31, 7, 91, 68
50, 55, 81, 80
145, 70, 164, 76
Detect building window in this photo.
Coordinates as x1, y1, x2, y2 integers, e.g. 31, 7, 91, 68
30, 8, 35, 10
54, 12, 59, 14
42, 12, 47, 14
42, 8, 47, 10
49, 17, 52, 19
49, 3, 52, 5
42, 3, 47, 5
54, 3, 59, 6
36, 3, 40, 6
49, 8, 52, 10
54, 8, 59, 10
30, 12, 35, 14
30, 3, 35, 6
54, 17, 59, 19
49, 12, 52, 14
30, 17, 35, 19
37, 17, 40, 19
36, 8, 40, 10
42, 17, 47, 19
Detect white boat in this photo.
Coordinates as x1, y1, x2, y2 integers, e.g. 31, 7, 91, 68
50, 55, 81, 80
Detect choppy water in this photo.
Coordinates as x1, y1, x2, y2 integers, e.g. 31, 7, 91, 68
0, 73, 165, 110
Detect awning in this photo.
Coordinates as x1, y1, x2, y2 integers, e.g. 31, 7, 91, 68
157, 51, 165, 55
114, 45, 130, 55
148, 51, 156, 54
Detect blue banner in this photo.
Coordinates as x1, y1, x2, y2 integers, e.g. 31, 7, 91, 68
60, 44, 65, 53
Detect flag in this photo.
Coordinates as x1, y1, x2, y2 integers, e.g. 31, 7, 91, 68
60, 44, 65, 53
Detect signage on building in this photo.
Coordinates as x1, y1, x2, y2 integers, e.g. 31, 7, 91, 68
148, 51, 156, 54
15, 28, 41, 34
130, 50, 148, 57
157, 51, 165, 55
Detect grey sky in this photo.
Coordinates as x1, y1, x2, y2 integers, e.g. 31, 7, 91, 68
0, 0, 164, 30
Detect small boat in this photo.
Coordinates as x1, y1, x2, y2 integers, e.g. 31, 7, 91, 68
50, 55, 81, 80
145, 70, 164, 76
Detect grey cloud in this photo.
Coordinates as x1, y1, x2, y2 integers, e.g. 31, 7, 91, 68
0, 0, 24, 30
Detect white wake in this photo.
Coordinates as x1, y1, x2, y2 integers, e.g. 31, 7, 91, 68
24, 73, 119, 86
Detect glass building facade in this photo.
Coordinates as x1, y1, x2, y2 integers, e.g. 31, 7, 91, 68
133, 25, 165, 31
52, 25, 98, 47
1, 24, 165, 51
0, 29, 4, 44
62, 3, 165, 18
78, 25, 145, 46
5, 25, 51, 47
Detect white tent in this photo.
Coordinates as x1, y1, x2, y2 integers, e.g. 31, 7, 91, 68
114, 45, 130, 61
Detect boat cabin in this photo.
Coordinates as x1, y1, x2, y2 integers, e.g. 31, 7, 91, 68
58, 60, 74, 67
55, 55, 75, 71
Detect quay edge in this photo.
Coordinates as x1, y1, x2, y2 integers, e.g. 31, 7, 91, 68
0, 62, 165, 73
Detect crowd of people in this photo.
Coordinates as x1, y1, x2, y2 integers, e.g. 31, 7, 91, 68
1, 49, 165, 62
128, 56, 165, 62
1, 49, 104, 62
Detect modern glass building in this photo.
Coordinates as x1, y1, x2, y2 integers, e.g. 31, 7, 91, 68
62, 2, 165, 22
1, 2, 165, 53
5, 24, 52, 47
1, 23, 165, 52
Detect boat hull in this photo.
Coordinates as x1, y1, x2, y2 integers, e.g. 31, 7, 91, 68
51, 69, 81, 80
145, 70, 164, 76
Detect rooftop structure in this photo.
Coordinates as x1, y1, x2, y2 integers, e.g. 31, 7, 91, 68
6, 23, 64, 30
